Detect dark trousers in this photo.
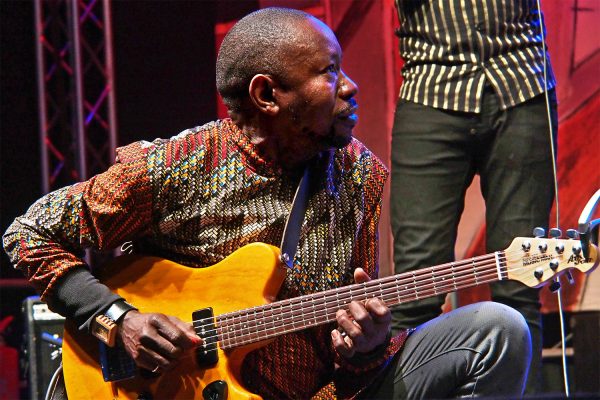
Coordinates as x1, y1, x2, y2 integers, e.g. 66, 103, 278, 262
364, 302, 531, 398
390, 87, 557, 394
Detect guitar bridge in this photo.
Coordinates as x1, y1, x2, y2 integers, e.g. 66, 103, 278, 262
192, 307, 219, 367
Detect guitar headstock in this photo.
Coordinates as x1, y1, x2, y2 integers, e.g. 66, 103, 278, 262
504, 236, 599, 288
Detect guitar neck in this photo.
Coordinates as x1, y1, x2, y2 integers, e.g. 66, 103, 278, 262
214, 251, 506, 350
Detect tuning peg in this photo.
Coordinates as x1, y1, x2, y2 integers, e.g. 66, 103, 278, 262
549, 278, 561, 292
549, 228, 562, 238
533, 227, 546, 238
566, 229, 580, 240
555, 243, 565, 254
522, 241, 531, 252
572, 244, 582, 256
534, 268, 544, 280
549, 259, 559, 271
538, 242, 548, 253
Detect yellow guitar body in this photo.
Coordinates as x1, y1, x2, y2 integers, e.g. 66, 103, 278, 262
60, 236, 599, 399
62, 242, 286, 400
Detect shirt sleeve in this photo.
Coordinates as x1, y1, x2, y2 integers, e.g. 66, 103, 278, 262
2, 141, 154, 327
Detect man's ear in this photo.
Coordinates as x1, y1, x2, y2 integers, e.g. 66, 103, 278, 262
249, 74, 280, 116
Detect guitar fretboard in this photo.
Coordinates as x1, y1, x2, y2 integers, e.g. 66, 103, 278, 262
208, 251, 507, 350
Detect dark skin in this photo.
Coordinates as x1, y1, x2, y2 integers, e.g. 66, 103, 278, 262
119, 16, 391, 373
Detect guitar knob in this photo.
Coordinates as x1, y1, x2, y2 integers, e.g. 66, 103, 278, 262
555, 244, 565, 254
522, 241, 531, 252
533, 227, 546, 238
549, 228, 562, 238
572, 244, 582, 256
549, 259, 559, 271
203, 380, 229, 400
538, 242, 548, 253
534, 268, 544, 279
566, 229, 580, 240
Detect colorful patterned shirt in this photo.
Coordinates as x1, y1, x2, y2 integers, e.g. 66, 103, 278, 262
4, 119, 407, 398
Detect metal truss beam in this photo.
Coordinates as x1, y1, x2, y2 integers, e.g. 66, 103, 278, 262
35, 0, 117, 193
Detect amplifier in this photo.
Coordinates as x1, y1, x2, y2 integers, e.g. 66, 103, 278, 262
22, 296, 64, 400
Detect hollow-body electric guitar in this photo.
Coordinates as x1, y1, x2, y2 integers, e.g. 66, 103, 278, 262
61, 237, 598, 399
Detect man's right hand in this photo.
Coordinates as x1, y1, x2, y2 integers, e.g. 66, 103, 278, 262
118, 310, 202, 373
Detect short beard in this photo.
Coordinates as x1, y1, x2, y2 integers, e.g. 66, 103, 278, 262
288, 104, 352, 150
327, 124, 353, 149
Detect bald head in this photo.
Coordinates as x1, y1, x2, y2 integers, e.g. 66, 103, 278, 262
216, 8, 322, 115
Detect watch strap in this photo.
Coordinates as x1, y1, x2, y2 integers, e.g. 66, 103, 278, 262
105, 300, 137, 323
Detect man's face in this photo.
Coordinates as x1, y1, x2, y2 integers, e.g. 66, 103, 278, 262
274, 18, 358, 159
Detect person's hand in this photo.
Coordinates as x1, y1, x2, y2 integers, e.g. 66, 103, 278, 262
118, 311, 202, 373
331, 268, 391, 359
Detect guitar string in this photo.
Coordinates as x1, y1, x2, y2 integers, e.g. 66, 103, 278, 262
174, 270, 505, 364
172, 271, 498, 359
189, 243, 571, 327
190, 248, 575, 344
174, 258, 583, 362
182, 246, 579, 354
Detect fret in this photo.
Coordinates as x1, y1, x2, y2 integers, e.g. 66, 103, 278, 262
310, 297, 318, 325
211, 245, 518, 350
412, 271, 418, 300
283, 299, 292, 332
265, 305, 276, 339
216, 323, 226, 350
276, 302, 284, 330
322, 292, 332, 324
299, 299, 308, 327
451, 261, 457, 291
240, 311, 250, 343
229, 313, 240, 347
431, 266, 437, 295
255, 306, 266, 340
225, 316, 234, 348
290, 297, 303, 330
299, 296, 306, 328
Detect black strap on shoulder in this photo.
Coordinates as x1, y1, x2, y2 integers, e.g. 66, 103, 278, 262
279, 167, 310, 269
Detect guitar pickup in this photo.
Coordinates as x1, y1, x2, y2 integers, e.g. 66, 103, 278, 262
192, 307, 219, 368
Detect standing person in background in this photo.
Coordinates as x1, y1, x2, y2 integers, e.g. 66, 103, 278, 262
390, 0, 557, 394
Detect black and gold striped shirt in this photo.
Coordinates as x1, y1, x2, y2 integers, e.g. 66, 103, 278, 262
395, 0, 556, 112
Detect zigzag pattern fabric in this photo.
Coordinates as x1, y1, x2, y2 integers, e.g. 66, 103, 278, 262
4, 119, 406, 398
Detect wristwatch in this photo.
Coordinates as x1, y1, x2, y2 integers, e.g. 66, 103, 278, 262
91, 300, 137, 347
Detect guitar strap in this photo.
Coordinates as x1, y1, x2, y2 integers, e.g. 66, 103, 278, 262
279, 166, 311, 269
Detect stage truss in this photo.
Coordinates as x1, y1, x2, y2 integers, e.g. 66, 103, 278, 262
34, 0, 117, 193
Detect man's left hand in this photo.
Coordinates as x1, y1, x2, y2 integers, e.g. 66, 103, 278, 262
331, 268, 391, 359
